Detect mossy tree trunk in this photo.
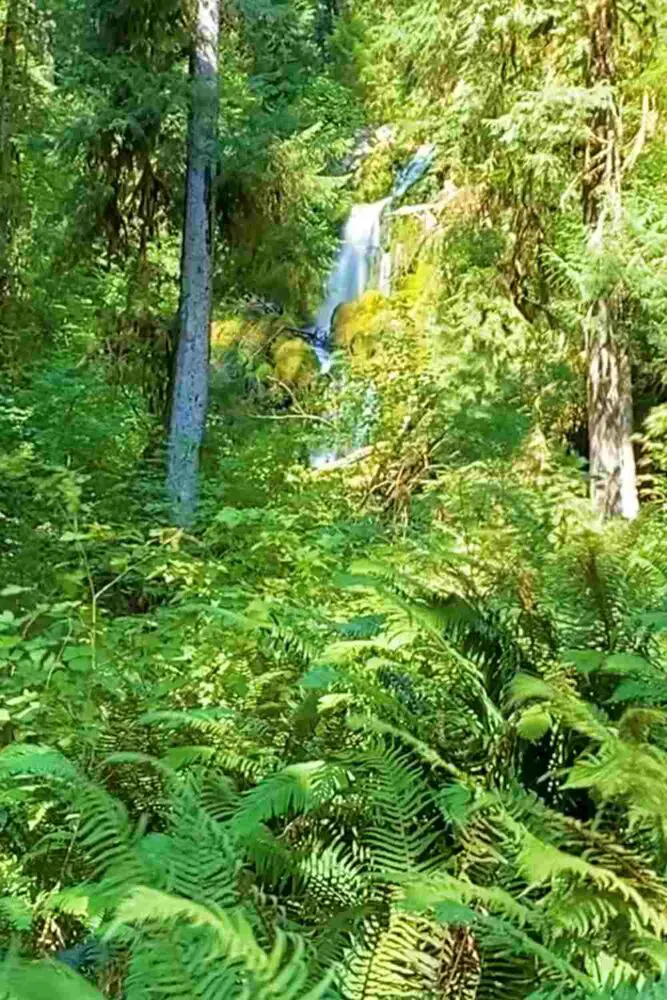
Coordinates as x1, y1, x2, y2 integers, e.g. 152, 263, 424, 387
166, 0, 220, 525
583, 0, 638, 519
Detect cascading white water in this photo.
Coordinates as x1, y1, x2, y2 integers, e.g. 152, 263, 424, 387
311, 142, 436, 371
309, 142, 435, 469
311, 199, 390, 374
392, 143, 437, 201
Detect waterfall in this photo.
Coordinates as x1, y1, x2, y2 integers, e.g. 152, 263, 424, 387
392, 143, 436, 200
312, 199, 390, 373
309, 142, 435, 469
311, 142, 436, 373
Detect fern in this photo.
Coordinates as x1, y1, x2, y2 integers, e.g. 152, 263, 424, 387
0, 898, 31, 932
357, 745, 442, 877
164, 780, 239, 908
111, 887, 336, 999
295, 842, 366, 915
0, 744, 79, 783
340, 907, 445, 999
231, 761, 351, 838
0, 743, 141, 890
0, 956, 104, 1000
6, 537, 667, 1000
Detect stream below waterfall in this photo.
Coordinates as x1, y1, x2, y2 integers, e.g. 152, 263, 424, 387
309, 142, 436, 469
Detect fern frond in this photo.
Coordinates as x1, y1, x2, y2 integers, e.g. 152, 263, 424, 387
215, 751, 268, 782
74, 782, 139, 882
0, 897, 31, 931
103, 750, 177, 780
564, 740, 667, 822
0, 743, 140, 887
0, 744, 79, 783
475, 944, 538, 1000
295, 842, 365, 914
356, 744, 442, 876
139, 708, 239, 739
122, 934, 240, 1000
403, 871, 533, 928
0, 956, 104, 1000
165, 780, 239, 909
231, 762, 351, 837
163, 744, 266, 783
340, 907, 444, 999
516, 831, 667, 936
348, 714, 470, 782
111, 887, 335, 999
241, 824, 297, 886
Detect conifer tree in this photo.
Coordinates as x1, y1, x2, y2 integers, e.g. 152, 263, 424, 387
0, 0, 19, 302
583, 0, 639, 519
166, 0, 220, 525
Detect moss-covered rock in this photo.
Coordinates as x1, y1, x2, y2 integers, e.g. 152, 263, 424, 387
211, 316, 319, 391
211, 318, 243, 349
333, 290, 391, 359
211, 317, 275, 356
272, 337, 318, 386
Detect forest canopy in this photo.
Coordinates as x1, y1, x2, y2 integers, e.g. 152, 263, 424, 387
4, 0, 667, 996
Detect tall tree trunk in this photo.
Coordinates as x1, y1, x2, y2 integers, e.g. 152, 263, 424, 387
166, 0, 220, 525
583, 0, 638, 519
0, 0, 18, 302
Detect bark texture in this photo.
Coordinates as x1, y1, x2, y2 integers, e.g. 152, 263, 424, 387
0, 0, 18, 301
583, 0, 638, 519
587, 299, 638, 518
167, 0, 220, 524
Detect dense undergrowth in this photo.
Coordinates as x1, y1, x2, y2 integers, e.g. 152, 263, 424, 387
5, 0, 667, 997
6, 242, 667, 997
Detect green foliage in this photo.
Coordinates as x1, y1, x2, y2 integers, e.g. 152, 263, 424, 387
0, 957, 104, 1000
6, 0, 667, 994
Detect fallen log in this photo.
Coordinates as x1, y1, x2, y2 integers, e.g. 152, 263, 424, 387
310, 445, 375, 473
